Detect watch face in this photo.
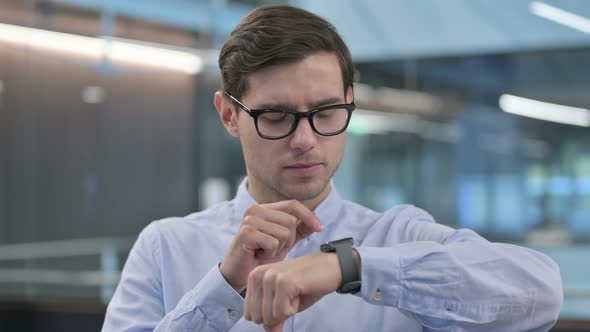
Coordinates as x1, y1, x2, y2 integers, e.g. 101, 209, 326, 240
320, 237, 354, 252
320, 243, 334, 252
334, 237, 354, 246
337, 281, 362, 294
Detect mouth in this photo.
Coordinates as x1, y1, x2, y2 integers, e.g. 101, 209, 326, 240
285, 162, 322, 169
283, 162, 323, 175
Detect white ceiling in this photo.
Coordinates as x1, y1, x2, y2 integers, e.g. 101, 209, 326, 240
298, 0, 590, 61
36, 0, 590, 60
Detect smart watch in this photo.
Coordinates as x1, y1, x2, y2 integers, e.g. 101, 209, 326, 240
320, 237, 361, 294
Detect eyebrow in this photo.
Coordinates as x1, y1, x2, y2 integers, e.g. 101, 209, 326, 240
255, 96, 344, 111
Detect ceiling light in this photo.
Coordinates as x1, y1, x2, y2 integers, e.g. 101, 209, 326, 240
354, 83, 439, 114
0, 22, 203, 74
107, 37, 203, 74
530, 1, 590, 35
349, 109, 420, 135
81, 86, 106, 104
499, 94, 590, 127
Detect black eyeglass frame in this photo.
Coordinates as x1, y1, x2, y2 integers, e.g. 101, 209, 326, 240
223, 91, 356, 140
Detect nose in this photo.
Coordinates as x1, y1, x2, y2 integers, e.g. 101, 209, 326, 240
289, 117, 317, 152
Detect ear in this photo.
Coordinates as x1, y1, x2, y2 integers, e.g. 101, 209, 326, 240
346, 85, 354, 104
214, 91, 240, 137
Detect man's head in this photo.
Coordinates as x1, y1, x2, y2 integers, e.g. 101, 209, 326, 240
214, 5, 355, 209
218, 5, 354, 100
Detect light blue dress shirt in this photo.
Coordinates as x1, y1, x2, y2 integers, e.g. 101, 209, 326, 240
102, 181, 563, 331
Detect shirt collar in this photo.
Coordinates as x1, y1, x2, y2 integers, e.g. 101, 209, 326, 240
232, 178, 344, 227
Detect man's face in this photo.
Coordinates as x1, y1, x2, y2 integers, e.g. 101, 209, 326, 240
228, 52, 351, 206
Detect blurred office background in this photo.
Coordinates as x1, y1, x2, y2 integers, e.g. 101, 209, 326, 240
0, 0, 589, 330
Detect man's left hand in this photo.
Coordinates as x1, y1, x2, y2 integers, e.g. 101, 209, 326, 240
243, 252, 342, 331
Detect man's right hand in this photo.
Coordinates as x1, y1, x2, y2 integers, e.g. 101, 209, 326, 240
219, 200, 324, 293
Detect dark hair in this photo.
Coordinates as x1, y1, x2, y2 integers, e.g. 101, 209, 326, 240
218, 4, 355, 99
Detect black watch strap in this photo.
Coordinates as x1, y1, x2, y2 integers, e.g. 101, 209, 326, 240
320, 237, 361, 294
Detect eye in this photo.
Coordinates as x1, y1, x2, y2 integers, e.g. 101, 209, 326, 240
263, 112, 288, 121
259, 111, 293, 124
315, 108, 342, 119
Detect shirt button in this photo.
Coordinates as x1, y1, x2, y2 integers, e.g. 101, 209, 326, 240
228, 310, 240, 319
372, 291, 383, 301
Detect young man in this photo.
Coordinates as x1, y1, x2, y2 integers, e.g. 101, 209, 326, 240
102, 5, 563, 332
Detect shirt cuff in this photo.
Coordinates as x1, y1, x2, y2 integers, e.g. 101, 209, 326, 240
171, 264, 244, 331
354, 246, 403, 308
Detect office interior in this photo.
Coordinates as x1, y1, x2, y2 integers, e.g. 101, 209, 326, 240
0, 0, 589, 331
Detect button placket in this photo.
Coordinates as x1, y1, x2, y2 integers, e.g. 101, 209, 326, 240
372, 288, 383, 302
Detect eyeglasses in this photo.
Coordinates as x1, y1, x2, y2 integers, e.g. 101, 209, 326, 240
224, 92, 356, 140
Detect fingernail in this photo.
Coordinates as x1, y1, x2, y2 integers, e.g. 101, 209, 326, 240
317, 223, 324, 231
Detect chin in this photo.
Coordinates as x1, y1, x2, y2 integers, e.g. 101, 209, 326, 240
279, 177, 329, 201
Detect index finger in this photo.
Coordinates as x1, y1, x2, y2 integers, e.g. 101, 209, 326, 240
262, 200, 323, 235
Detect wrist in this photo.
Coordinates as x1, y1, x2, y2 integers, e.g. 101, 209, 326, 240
219, 262, 247, 294
318, 252, 342, 291
320, 238, 361, 294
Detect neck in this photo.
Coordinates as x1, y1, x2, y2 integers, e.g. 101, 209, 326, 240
302, 184, 331, 210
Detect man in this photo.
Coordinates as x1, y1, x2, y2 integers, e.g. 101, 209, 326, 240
102, 5, 563, 332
